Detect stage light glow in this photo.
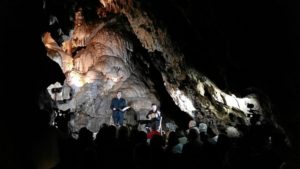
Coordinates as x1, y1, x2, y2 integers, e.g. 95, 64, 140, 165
67, 71, 85, 87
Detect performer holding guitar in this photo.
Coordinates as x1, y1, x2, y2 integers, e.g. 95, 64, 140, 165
146, 103, 161, 131
110, 91, 130, 126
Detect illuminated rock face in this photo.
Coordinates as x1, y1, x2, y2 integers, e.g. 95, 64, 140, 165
44, 21, 264, 135
4, 1, 299, 167
45, 23, 159, 133
43, 0, 272, 134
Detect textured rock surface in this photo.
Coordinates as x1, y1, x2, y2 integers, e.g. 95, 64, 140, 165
42, 0, 284, 137
3, 1, 300, 169
45, 17, 159, 133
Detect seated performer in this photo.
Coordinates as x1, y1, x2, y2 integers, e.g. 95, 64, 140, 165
145, 103, 162, 131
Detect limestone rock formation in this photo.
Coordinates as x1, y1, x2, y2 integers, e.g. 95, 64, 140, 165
43, 0, 276, 136
44, 16, 159, 133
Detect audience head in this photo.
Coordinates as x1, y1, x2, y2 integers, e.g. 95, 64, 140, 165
199, 123, 208, 133
188, 120, 197, 129
187, 128, 200, 141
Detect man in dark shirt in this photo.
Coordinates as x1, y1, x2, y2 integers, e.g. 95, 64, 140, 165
110, 91, 127, 126
145, 103, 161, 131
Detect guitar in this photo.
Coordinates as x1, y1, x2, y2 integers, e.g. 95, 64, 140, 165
147, 110, 161, 120
147, 112, 157, 120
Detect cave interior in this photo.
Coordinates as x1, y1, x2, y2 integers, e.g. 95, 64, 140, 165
0, 0, 300, 168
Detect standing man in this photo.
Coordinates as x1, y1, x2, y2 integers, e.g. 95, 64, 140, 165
110, 91, 127, 126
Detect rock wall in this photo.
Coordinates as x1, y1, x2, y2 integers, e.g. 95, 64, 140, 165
43, 0, 279, 134
45, 17, 159, 133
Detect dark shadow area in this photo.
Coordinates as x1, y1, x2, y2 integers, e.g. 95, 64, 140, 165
0, 1, 65, 168
140, 1, 300, 167
147, 51, 193, 128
